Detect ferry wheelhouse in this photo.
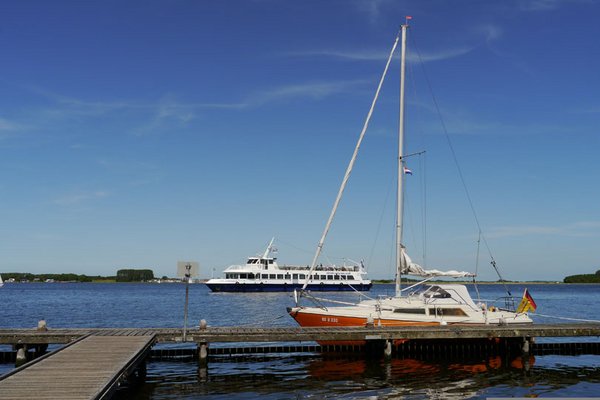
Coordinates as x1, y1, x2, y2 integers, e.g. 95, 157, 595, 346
205, 239, 372, 293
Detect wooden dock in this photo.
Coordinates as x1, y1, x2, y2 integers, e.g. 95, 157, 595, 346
0, 334, 154, 400
2, 323, 600, 345
0, 323, 599, 398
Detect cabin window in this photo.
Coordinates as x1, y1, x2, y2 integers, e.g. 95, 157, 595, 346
293, 274, 298, 280
334, 275, 340, 280
239, 274, 247, 279
320, 275, 327, 280
299, 274, 306, 279
423, 286, 451, 299
393, 308, 426, 315
261, 274, 268, 279
277, 274, 284, 279
269, 274, 276, 279
327, 275, 333, 280
433, 308, 468, 317
268, 260, 274, 264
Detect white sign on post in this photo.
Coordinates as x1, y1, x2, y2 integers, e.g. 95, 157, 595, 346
177, 261, 199, 278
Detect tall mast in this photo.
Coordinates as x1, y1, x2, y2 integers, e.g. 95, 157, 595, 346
395, 22, 408, 297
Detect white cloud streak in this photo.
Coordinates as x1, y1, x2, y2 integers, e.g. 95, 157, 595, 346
517, 0, 593, 11
54, 191, 109, 206
488, 221, 600, 238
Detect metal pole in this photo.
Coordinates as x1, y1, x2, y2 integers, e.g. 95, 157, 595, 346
183, 264, 191, 342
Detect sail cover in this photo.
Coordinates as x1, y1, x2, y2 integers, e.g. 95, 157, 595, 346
400, 248, 475, 278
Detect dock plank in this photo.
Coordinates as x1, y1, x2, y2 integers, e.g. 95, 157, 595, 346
0, 335, 154, 400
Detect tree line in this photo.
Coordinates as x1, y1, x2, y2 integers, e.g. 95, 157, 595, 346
116, 269, 155, 282
564, 269, 600, 283
2, 269, 156, 283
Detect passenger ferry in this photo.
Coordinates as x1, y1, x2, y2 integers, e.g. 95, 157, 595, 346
205, 239, 372, 292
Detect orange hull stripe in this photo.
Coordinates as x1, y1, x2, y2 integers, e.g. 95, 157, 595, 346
290, 311, 440, 327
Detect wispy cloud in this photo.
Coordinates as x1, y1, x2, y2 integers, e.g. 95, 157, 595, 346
488, 221, 600, 238
290, 46, 476, 63
517, 0, 592, 11
246, 80, 369, 106
573, 105, 600, 114
0, 117, 28, 140
352, 0, 397, 25
289, 22, 507, 64
54, 190, 109, 206
0, 116, 24, 131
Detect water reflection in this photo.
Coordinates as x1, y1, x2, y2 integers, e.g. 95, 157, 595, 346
123, 353, 566, 399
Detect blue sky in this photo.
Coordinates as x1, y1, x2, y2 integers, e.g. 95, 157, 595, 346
1, 0, 599, 281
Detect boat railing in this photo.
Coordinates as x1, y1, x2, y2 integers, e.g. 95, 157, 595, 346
490, 296, 518, 312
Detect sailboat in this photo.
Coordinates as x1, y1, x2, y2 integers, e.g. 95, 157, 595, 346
0, 274, 3, 288
288, 21, 533, 328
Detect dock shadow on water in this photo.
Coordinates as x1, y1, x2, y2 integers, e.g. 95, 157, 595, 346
120, 352, 600, 399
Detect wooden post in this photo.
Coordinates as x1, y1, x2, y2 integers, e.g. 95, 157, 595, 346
198, 319, 208, 368
522, 337, 530, 355
15, 346, 27, 368
34, 320, 49, 357
384, 340, 392, 360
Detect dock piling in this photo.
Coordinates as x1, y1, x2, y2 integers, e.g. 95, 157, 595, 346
198, 319, 209, 367
384, 340, 392, 360
15, 347, 27, 368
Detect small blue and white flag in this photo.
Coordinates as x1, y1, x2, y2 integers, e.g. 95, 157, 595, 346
403, 166, 413, 175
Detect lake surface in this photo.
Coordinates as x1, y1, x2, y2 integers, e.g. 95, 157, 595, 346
1, 282, 599, 399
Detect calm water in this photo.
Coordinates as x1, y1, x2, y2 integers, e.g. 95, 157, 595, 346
1, 282, 599, 399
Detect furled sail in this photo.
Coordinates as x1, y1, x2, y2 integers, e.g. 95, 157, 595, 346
400, 247, 475, 278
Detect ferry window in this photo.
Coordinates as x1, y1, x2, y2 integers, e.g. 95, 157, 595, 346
334, 275, 340, 280
261, 274, 268, 279
293, 274, 298, 279
268, 260, 274, 264
269, 274, 276, 279
299, 274, 306, 279
277, 274, 284, 279
327, 275, 333, 280
320, 275, 327, 280
240, 274, 247, 279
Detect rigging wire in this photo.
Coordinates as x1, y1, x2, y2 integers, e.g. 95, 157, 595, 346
473, 232, 482, 302
420, 152, 427, 268
409, 33, 512, 296
367, 171, 395, 270
533, 313, 600, 324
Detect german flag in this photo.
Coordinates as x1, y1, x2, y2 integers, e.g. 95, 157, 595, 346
516, 288, 537, 313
